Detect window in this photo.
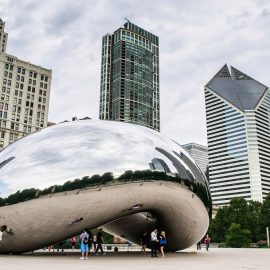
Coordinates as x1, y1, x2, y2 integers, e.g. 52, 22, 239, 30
29, 71, 33, 77
18, 67, 21, 73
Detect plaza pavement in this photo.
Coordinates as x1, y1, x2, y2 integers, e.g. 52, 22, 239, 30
0, 248, 270, 270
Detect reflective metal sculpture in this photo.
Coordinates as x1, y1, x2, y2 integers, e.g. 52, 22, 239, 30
0, 120, 211, 253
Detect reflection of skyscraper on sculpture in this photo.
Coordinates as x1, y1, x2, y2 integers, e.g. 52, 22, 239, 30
205, 64, 270, 206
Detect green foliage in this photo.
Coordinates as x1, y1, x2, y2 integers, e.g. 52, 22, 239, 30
225, 223, 251, 248
209, 194, 270, 244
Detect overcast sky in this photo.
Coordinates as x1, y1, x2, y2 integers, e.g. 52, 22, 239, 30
1, 0, 270, 145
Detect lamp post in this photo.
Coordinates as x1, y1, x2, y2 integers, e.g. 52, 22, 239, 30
266, 227, 269, 248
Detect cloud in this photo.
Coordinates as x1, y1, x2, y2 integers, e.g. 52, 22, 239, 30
1, 0, 270, 146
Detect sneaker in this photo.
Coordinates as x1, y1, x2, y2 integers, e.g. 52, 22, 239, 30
85, 257, 88, 260
80, 257, 84, 260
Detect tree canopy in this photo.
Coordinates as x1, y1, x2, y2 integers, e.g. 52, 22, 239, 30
208, 195, 270, 245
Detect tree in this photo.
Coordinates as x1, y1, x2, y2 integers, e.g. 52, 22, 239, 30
225, 223, 251, 247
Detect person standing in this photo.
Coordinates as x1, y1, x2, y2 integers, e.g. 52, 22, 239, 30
204, 234, 211, 251
70, 236, 77, 251
94, 228, 105, 255
159, 231, 167, 257
85, 229, 93, 252
93, 234, 97, 251
80, 229, 89, 260
141, 231, 148, 254
150, 229, 159, 257
197, 241, 201, 250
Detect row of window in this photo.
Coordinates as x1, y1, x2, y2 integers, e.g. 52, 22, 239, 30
5, 64, 49, 81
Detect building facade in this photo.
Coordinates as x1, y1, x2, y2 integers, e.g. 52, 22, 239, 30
182, 143, 208, 175
99, 21, 160, 131
205, 64, 270, 205
0, 19, 52, 150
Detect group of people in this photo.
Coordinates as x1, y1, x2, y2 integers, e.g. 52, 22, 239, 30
79, 228, 105, 260
47, 227, 210, 259
141, 229, 167, 257
197, 234, 211, 251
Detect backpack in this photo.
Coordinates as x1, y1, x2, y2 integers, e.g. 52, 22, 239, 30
83, 237, 88, 244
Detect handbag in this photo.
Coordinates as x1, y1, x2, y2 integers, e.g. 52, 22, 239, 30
160, 238, 167, 245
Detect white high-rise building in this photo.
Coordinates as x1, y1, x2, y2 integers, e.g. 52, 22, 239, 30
182, 143, 208, 175
205, 64, 270, 206
0, 19, 52, 150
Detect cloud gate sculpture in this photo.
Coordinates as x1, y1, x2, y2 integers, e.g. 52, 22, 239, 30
0, 120, 211, 253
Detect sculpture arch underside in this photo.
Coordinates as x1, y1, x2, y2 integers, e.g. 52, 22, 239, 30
0, 181, 209, 253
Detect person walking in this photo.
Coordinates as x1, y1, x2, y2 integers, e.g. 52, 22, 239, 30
80, 229, 89, 260
197, 241, 201, 250
150, 229, 159, 257
204, 234, 211, 251
141, 231, 148, 254
70, 236, 77, 251
159, 231, 167, 257
94, 228, 106, 255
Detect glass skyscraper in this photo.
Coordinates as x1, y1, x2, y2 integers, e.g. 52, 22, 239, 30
99, 21, 160, 131
205, 64, 270, 205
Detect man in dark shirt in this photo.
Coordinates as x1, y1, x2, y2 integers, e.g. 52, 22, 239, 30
94, 228, 105, 255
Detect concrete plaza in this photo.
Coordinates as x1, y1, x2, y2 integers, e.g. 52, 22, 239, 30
0, 248, 270, 270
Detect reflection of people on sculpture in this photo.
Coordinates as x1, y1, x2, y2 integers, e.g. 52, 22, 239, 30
0, 225, 13, 241
141, 231, 148, 254
69, 217, 83, 225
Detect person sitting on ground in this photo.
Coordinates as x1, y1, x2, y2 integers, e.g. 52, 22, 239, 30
80, 229, 89, 260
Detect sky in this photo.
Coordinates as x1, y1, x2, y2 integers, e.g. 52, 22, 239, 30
1, 0, 270, 145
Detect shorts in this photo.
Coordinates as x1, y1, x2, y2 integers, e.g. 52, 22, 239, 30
81, 243, 88, 252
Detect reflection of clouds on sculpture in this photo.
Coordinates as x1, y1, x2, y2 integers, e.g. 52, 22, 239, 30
0, 120, 208, 197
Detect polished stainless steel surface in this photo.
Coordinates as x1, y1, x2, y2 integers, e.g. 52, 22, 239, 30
0, 120, 211, 253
